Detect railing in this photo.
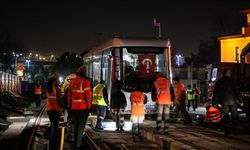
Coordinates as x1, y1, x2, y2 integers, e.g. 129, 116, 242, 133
0, 71, 21, 94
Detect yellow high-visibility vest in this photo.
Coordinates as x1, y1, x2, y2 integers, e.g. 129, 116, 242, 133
187, 88, 195, 100
92, 84, 107, 106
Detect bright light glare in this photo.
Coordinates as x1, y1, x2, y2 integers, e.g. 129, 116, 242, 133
102, 121, 132, 131
59, 76, 64, 84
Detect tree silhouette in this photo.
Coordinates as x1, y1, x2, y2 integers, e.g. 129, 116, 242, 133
56, 52, 83, 75
0, 31, 24, 72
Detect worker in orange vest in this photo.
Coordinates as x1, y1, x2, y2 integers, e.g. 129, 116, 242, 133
205, 106, 221, 123
130, 88, 147, 142
34, 80, 42, 108
152, 74, 175, 134
172, 77, 192, 124
67, 66, 92, 148
46, 75, 63, 150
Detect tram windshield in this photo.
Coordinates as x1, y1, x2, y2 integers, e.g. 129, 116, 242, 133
122, 47, 167, 92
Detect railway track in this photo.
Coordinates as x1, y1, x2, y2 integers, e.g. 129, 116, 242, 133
84, 131, 101, 150
26, 104, 47, 150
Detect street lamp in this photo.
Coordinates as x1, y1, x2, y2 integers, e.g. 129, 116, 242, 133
154, 18, 161, 38
175, 54, 184, 66
25, 59, 31, 80
12, 53, 19, 74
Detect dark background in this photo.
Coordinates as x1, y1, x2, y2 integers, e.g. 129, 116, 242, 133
0, 0, 250, 56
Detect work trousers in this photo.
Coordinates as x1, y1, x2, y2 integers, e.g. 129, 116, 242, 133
187, 99, 196, 111
195, 96, 199, 108
115, 108, 125, 130
223, 104, 238, 134
132, 123, 143, 137
72, 109, 90, 146
131, 114, 144, 139
95, 106, 107, 128
173, 100, 191, 122
47, 110, 61, 150
156, 104, 170, 130
35, 94, 41, 107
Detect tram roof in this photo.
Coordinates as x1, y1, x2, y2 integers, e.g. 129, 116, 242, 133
84, 37, 170, 58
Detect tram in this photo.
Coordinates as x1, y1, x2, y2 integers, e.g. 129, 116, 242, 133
83, 37, 172, 114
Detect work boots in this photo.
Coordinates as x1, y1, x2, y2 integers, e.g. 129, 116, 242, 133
120, 126, 125, 132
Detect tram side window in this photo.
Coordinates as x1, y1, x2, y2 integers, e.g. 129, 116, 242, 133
84, 59, 92, 80
102, 51, 111, 84
93, 53, 101, 86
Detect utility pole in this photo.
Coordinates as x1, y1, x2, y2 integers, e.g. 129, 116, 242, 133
154, 18, 161, 38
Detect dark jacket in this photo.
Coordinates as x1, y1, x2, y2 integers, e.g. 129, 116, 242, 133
102, 86, 109, 106
111, 90, 127, 109
212, 76, 241, 106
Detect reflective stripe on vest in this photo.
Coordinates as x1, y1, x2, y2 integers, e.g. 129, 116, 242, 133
187, 89, 195, 100
72, 79, 85, 93
35, 85, 42, 95
47, 96, 57, 99
46, 86, 61, 112
70, 78, 92, 110
154, 77, 171, 104
131, 91, 145, 115
92, 84, 107, 106
206, 106, 221, 122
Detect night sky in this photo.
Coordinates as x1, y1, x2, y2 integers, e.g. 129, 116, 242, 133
0, 0, 250, 56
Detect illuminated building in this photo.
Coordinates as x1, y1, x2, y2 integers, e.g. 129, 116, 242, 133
218, 9, 250, 64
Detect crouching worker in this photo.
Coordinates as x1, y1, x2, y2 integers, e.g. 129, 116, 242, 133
204, 102, 222, 129
130, 88, 147, 142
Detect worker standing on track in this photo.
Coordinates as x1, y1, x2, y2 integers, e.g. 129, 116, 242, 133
172, 77, 192, 124
92, 80, 108, 130
68, 66, 92, 148
61, 73, 76, 141
193, 83, 201, 108
111, 81, 127, 132
34, 80, 42, 108
212, 68, 243, 135
152, 74, 175, 134
46, 75, 63, 150
130, 88, 147, 142
187, 85, 196, 111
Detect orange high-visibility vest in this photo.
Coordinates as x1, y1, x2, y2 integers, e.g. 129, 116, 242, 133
205, 106, 221, 122
154, 77, 171, 104
46, 85, 61, 112
35, 85, 42, 95
131, 91, 145, 116
68, 76, 92, 110
175, 82, 185, 101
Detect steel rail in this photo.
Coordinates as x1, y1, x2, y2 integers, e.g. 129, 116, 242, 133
84, 131, 101, 150
26, 104, 46, 150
